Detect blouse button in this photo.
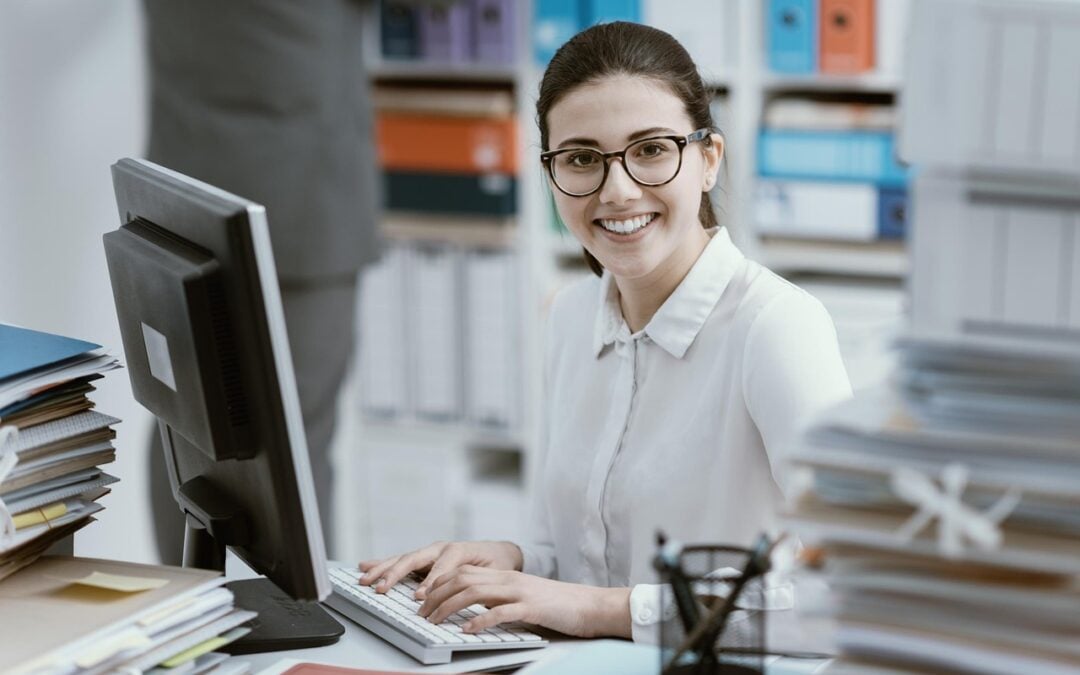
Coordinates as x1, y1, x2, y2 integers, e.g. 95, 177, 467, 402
636, 607, 654, 623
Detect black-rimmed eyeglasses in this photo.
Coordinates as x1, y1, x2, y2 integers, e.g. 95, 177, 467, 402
540, 128, 711, 197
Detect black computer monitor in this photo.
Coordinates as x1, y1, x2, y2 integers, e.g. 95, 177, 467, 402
103, 158, 343, 652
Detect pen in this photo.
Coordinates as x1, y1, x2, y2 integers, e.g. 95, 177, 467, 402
653, 531, 701, 637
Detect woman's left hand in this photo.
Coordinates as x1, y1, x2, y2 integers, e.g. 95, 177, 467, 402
416, 565, 631, 639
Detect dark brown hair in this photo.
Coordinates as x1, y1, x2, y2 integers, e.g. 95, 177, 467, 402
537, 21, 720, 276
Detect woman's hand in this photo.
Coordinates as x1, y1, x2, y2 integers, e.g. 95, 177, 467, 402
418, 565, 632, 639
358, 540, 523, 598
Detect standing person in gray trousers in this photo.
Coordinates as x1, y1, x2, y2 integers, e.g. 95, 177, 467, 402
142, 0, 381, 563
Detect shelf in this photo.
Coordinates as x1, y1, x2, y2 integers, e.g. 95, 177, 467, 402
761, 72, 903, 94
758, 237, 908, 279
380, 214, 517, 248
370, 60, 518, 84
359, 416, 524, 450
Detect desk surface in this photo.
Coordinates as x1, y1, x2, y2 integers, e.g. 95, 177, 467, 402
227, 557, 832, 675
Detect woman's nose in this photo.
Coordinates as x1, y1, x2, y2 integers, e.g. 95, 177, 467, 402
598, 159, 643, 204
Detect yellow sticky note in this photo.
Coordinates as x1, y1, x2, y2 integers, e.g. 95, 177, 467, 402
14, 502, 67, 529
64, 571, 170, 593
160, 626, 249, 668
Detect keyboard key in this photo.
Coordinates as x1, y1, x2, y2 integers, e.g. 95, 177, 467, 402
488, 627, 521, 642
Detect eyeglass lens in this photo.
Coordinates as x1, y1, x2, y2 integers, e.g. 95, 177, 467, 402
551, 137, 682, 195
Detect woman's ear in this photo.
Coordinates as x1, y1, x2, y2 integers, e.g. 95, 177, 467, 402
701, 132, 724, 191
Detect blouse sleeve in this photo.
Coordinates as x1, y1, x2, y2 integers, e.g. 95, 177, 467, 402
741, 289, 852, 498
517, 296, 563, 579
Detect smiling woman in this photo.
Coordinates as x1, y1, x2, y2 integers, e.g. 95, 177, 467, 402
358, 21, 853, 644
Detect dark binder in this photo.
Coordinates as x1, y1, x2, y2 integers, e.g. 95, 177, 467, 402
380, 0, 420, 59
385, 171, 517, 215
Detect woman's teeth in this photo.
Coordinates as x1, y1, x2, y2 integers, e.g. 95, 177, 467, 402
598, 213, 656, 234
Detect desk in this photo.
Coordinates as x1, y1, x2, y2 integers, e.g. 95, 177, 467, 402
227, 557, 832, 675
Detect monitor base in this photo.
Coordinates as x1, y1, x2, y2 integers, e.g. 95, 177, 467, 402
222, 578, 345, 654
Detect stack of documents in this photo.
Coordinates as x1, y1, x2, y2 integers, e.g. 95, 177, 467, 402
0, 324, 122, 578
0, 555, 255, 674
785, 357, 1080, 674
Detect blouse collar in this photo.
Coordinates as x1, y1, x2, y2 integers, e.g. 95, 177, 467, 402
592, 227, 743, 359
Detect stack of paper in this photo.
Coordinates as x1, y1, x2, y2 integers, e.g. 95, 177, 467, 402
0, 555, 255, 674
785, 364, 1080, 674
0, 324, 122, 579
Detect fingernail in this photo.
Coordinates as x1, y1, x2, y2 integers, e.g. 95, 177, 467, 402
463, 621, 474, 632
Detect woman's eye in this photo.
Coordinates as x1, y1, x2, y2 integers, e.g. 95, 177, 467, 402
636, 143, 667, 158
567, 152, 599, 168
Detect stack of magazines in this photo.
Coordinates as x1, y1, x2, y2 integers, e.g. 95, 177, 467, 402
0, 323, 122, 579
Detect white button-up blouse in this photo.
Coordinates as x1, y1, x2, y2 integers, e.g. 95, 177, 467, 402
517, 227, 852, 642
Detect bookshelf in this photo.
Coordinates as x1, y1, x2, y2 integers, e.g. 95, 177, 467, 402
340, 0, 910, 561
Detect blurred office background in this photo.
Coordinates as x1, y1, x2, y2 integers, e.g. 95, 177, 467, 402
0, 0, 909, 565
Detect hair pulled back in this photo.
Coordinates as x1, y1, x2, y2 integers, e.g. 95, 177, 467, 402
536, 22, 719, 276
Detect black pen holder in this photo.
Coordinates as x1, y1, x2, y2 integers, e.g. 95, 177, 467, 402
659, 545, 766, 675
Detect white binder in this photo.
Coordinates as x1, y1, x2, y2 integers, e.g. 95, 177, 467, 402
408, 243, 463, 421
358, 245, 410, 418
755, 179, 880, 241
463, 249, 520, 430
909, 172, 1080, 356
900, 0, 1080, 175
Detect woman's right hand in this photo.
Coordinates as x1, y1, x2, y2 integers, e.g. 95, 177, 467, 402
357, 540, 523, 600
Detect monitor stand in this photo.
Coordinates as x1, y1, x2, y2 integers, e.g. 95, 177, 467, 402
183, 516, 344, 654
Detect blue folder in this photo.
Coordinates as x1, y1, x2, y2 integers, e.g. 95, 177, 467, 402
877, 187, 908, 240
757, 129, 910, 187
581, 0, 640, 26
767, 0, 817, 74
0, 324, 99, 383
534, 0, 581, 65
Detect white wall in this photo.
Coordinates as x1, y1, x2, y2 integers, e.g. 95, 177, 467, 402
0, 1, 157, 563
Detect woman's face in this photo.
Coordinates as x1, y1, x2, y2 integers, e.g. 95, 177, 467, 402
545, 75, 722, 283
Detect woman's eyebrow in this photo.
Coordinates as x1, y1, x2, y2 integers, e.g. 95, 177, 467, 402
627, 126, 678, 141
555, 127, 680, 149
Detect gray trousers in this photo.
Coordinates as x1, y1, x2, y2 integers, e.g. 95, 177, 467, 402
150, 276, 358, 564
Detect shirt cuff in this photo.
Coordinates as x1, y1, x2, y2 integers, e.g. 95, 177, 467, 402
629, 583, 676, 644
518, 543, 556, 579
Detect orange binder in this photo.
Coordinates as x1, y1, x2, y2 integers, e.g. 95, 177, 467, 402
819, 0, 875, 74
377, 114, 519, 174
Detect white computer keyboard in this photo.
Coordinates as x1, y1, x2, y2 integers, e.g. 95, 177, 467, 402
325, 566, 547, 665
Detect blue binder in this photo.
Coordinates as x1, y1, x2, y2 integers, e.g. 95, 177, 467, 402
767, 0, 817, 74
581, 0, 640, 25
534, 0, 581, 65
877, 187, 907, 240
757, 129, 909, 187
380, 0, 420, 59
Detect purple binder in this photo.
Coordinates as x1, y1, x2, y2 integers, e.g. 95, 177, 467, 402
419, 0, 473, 62
473, 0, 515, 64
